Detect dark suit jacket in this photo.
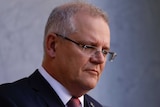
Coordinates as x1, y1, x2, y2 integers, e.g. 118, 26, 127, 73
0, 70, 103, 107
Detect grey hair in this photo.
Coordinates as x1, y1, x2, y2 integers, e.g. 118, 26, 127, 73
44, 1, 109, 37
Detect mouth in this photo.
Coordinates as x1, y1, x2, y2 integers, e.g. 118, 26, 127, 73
85, 69, 99, 76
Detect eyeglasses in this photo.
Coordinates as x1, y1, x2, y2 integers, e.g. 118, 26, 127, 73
55, 33, 117, 62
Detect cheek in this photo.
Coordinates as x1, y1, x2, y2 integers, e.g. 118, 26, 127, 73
99, 64, 106, 75
69, 56, 88, 71
65, 49, 88, 69
98, 63, 107, 78
101, 62, 106, 70
59, 45, 89, 75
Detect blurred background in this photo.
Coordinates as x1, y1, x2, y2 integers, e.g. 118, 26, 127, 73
0, 0, 160, 107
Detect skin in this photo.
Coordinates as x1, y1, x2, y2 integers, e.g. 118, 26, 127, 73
42, 12, 110, 97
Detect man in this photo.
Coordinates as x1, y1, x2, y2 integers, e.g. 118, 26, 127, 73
0, 1, 116, 107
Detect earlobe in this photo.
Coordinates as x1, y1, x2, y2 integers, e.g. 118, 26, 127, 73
45, 34, 57, 58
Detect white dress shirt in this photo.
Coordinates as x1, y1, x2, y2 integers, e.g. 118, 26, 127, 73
38, 66, 84, 107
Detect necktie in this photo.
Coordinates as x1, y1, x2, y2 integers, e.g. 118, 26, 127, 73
67, 97, 81, 107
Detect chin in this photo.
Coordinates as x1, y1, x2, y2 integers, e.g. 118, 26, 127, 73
77, 76, 99, 91
82, 81, 97, 91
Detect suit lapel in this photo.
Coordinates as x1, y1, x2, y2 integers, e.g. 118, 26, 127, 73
28, 70, 102, 107
84, 95, 95, 107
84, 94, 103, 107
28, 70, 65, 107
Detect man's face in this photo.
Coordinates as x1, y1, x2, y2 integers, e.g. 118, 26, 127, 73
54, 13, 110, 96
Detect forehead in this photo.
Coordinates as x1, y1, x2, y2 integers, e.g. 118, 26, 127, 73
71, 12, 110, 47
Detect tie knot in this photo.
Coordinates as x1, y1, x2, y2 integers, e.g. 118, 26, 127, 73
67, 97, 81, 107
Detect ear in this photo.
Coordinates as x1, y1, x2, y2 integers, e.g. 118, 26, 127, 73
45, 33, 57, 58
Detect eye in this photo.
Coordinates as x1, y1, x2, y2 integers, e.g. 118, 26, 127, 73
102, 49, 108, 55
83, 45, 95, 49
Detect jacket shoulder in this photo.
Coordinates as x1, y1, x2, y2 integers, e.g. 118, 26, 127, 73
0, 70, 48, 107
0, 77, 29, 93
0, 78, 31, 106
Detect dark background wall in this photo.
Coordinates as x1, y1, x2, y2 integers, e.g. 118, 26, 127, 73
0, 0, 160, 107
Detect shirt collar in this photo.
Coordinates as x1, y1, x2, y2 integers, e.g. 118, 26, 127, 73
38, 66, 84, 107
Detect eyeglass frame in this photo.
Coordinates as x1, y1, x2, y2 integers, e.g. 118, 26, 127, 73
54, 33, 117, 62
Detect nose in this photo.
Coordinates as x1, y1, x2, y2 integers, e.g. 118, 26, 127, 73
90, 51, 106, 64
